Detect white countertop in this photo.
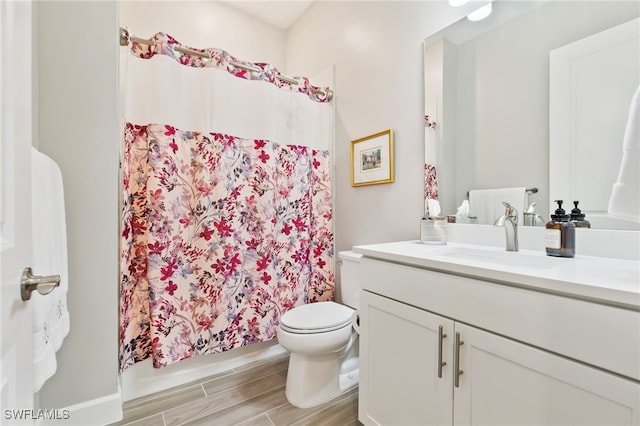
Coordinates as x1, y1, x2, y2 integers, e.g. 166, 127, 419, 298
353, 241, 640, 310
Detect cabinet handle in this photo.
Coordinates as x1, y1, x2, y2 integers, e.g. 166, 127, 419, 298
454, 332, 464, 388
438, 325, 447, 378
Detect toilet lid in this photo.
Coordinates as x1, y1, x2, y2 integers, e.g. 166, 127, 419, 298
280, 301, 354, 334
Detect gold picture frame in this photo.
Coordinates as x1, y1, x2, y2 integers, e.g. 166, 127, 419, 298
350, 129, 394, 187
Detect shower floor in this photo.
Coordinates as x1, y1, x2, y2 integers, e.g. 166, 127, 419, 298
109, 354, 360, 426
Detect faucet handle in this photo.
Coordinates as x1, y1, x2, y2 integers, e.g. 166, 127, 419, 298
501, 202, 518, 223
501, 201, 517, 214
525, 202, 537, 213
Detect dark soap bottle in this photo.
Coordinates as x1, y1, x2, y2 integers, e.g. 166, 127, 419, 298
570, 201, 591, 228
545, 200, 575, 258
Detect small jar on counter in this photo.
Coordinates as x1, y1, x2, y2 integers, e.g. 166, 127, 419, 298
570, 201, 591, 228
545, 200, 575, 258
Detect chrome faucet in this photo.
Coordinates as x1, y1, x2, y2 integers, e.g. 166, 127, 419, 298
494, 202, 519, 252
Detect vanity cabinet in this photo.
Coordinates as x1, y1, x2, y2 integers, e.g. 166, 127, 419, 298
358, 256, 640, 426
360, 291, 454, 425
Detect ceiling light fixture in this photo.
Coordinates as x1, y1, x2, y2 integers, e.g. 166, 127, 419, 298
467, 2, 493, 21
448, 0, 471, 7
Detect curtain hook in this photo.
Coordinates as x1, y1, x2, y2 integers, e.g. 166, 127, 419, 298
119, 27, 130, 47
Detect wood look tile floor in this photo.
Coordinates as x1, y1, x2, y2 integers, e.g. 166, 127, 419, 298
109, 355, 361, 426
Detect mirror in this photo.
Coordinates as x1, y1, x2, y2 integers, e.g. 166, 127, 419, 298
423, 0, 639, 229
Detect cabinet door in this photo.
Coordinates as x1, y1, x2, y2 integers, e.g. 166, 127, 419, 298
453, 323, 640, 426
359, 291, 454, 426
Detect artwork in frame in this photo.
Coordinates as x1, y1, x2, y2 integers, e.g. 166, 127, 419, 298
350, 129, 394, 187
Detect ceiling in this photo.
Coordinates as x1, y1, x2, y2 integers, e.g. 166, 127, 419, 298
219, 1, 315, 30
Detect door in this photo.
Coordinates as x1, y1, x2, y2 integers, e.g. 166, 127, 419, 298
453, 323, 640, 426
1, 0, 34, 423
359, 291, 454, 426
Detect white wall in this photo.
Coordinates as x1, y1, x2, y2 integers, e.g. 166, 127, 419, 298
35, 1, 120, 423
286, 1, 480, 253
119, 1, 287, 64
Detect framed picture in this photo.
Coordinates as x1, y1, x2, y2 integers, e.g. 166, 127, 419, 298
350, 129, 394, 187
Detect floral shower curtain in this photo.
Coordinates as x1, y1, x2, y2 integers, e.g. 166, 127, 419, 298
119, 32, 334, 370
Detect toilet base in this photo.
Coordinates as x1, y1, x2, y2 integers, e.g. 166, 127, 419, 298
337, 371, 359, 403
284, 336, 359, 408
285, 354, 359, 408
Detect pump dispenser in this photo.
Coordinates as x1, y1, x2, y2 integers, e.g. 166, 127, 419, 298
570, 201, 591, 228
545, 200, 575, 258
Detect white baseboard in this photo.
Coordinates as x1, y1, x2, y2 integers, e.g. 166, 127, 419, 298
39, 385, 122, 426
121, 340, 288, 401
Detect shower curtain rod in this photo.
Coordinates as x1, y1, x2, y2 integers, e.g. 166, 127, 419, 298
119, 27, 327, 96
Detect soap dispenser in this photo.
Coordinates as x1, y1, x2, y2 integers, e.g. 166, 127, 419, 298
545, 200, 575, 258
570, 201, 591, 228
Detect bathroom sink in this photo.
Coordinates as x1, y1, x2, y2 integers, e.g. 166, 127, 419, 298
427, 245, 565, 270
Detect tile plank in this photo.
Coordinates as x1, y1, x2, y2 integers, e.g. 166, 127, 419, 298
164, 370, 287, 425
266, 387, 358, 426
203, 356, 289, 396
109, 413, 166, 426
182, 386, 288, 426
108, 383, 205, 425
235, 413, 276, 426
290, 388, 359, 426
118, 383, 206, 425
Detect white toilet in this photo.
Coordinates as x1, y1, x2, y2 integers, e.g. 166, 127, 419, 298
276, 250, 362, 408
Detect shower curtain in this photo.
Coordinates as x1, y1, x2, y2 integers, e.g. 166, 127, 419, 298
119, 32, 334, 371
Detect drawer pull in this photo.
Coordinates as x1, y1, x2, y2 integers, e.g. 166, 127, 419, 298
438, 325, 447, 378
455, 332, 464, 388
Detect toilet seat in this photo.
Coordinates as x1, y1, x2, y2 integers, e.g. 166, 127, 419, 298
280, 301, 354, 334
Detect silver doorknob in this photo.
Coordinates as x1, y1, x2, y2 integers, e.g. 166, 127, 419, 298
20, 267, 60, 301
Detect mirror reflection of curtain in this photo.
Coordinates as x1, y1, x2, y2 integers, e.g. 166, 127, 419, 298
424, 36, 459, 218
424, 39, 444, 217
424, 117, 439, 216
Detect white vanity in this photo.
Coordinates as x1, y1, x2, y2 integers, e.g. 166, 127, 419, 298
354, 237, 640, 425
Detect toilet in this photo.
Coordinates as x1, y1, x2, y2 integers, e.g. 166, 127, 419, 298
276, 250, 362, 408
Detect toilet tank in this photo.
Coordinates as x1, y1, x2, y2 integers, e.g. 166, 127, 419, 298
338, 251, 362, 309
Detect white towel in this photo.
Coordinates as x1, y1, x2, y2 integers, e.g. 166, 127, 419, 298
31, 147, 70, 393
469, 187, 529, 225
608, 85, 640, 223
